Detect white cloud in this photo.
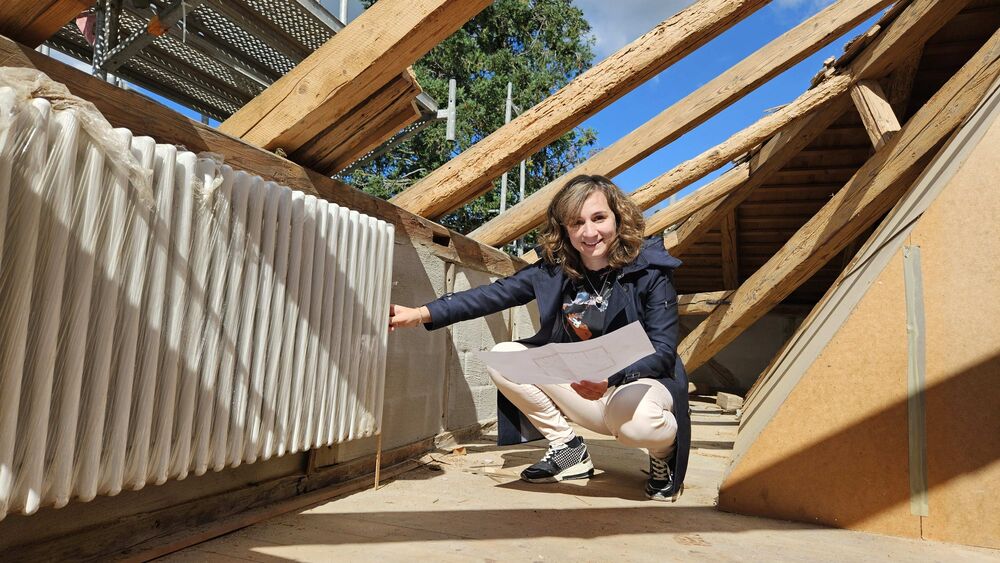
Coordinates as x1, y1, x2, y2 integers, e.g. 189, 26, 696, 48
573, 0, 695, 59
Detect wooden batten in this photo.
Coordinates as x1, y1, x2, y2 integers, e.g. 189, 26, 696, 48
678, 25, 1000, 372
391, 0, 771, 220
469, 0, 895, 247
851, 79, 902, 149
219, 0, 489, 152
0, 0, 92, 48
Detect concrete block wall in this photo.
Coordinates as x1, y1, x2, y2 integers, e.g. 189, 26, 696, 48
443, 264, 512, 430
320, 238, 539, 466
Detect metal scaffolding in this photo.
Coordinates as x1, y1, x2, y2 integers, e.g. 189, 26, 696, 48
45, 0, 439, 124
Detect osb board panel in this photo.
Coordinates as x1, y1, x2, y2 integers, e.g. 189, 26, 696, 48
913, 110, 1000, 549
719, 250, 919, 537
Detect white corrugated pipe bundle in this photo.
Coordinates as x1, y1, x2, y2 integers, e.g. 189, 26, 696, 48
0, 69, 393, 521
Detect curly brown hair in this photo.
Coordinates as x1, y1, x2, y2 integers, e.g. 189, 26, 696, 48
538, 175, 645, 280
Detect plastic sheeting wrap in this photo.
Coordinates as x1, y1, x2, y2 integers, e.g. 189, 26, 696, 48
0, 70, 394, 520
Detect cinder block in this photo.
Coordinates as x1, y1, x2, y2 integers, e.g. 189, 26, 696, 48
717, 392, 744, 412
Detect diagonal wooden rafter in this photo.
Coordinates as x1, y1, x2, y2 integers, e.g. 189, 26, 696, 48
678, 25, 1000, 372
219, 0, 490, 151
652, 0, 974, 257
469, 0, 896, 247
390, 0, 771, 219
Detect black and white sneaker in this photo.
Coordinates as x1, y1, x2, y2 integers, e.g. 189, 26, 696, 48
520, 436, 594, 483
645, 454, 682, 501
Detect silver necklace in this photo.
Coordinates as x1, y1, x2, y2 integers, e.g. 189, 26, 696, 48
584, 269, 613, 305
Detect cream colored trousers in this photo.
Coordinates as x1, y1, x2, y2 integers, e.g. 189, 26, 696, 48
487, 342, 677, 459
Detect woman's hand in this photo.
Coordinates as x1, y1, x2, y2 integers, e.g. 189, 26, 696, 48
571, 379, 608, 401
389, 304, 431, 331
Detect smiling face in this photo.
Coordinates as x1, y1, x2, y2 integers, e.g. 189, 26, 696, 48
566, 190, 618, 271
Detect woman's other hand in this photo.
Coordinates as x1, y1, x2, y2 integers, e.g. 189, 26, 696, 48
571, 379, 608, 401
389, 304, 430, 331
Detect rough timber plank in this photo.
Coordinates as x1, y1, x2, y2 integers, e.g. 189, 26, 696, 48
0, 0, 92, 48
0, 34, 522, 279
885, 45, 923, 117
218, 0, 490, 151
679, 26, 1000, 371
851, 79, 902, 149
392, 0, 770, 219
469, 0, 895, 246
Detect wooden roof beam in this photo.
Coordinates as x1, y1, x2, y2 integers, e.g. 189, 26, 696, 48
0, 0, 92, 48
470, 0, 896, 247
851, 79, 901, 149
678, 24, 1000, 372
391, 0, 770, 220
653, 0, 973, 257
885, 45, 923, 117
218, 0, 490, 152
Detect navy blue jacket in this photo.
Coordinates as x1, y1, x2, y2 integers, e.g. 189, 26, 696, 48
424, 238, 689, 495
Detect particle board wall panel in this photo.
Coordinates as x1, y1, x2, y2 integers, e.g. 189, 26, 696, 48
911, 108, 1000, 549
718, 251, 919, 537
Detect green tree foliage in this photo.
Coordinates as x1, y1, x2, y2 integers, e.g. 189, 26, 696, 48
346, 0, 598, 237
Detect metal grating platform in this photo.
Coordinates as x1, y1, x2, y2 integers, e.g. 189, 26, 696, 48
45, 0, 436, 123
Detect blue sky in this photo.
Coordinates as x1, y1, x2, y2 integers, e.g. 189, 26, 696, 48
53, 0, 880, 215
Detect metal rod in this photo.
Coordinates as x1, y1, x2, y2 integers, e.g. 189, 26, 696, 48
499, 82, 513, 213
517, 158, 527, 255
373, 433, 383, 490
